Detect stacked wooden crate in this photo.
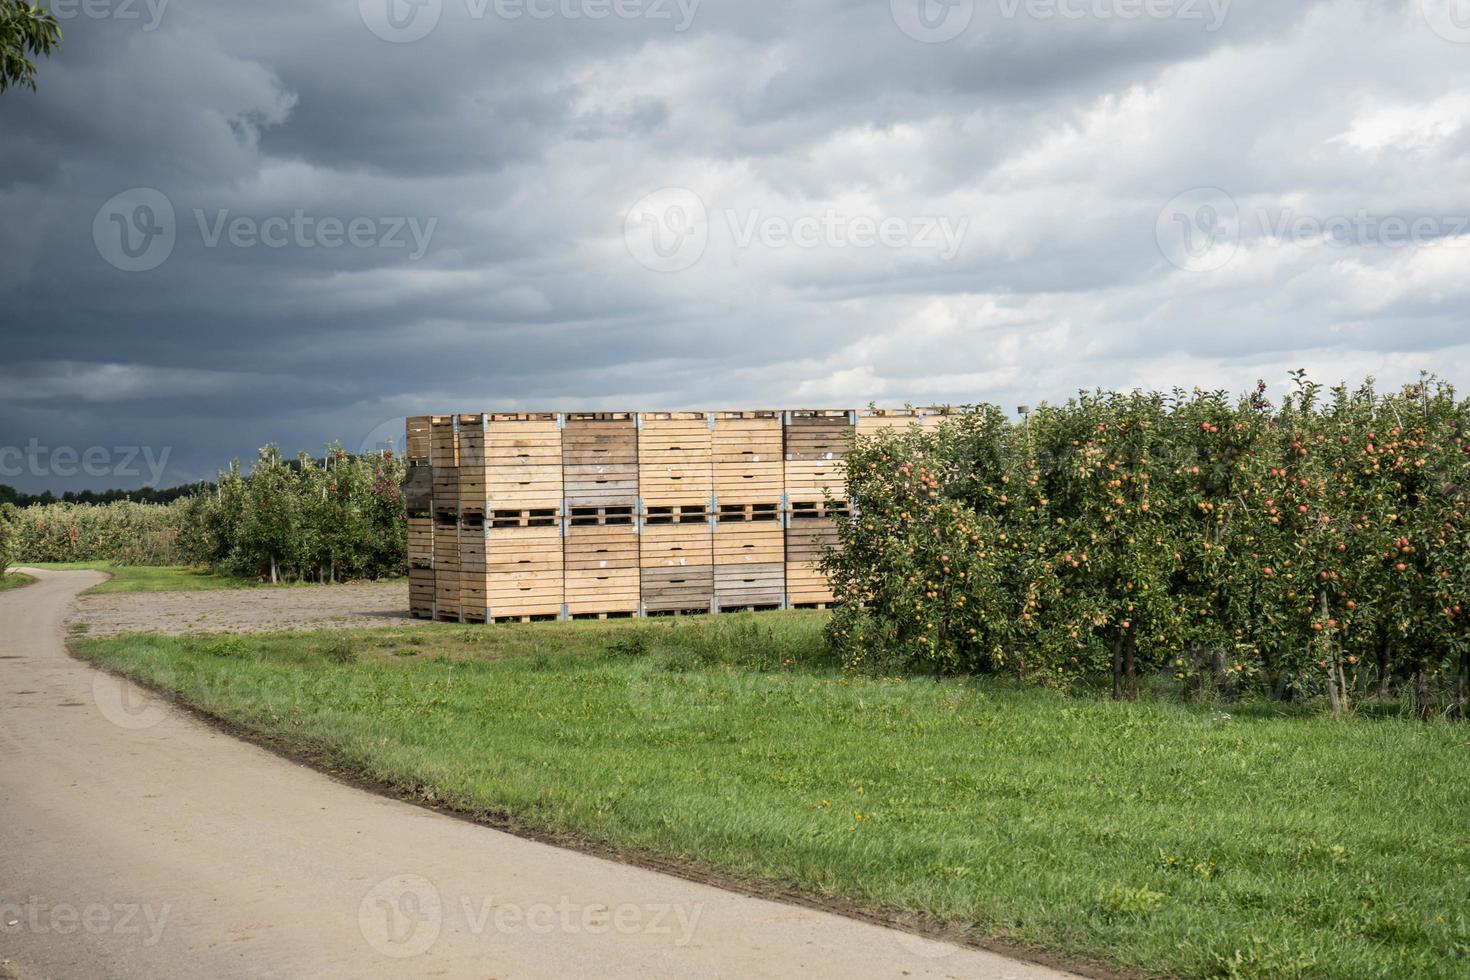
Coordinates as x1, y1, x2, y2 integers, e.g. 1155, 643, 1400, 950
638, 413, 714, 614
454, 413, 565, 622
430, 416, 461, 621
783, 410, 855, 606
405, 406, 954, 621
564, 414, 639, 616
711, 411, 785, 611
405, 416, 435, 619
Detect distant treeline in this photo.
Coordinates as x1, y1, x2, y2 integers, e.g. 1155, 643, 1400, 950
0, 483, 210, 507
0, 447, 406, 582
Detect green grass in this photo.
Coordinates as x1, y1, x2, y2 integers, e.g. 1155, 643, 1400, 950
26, 562, 273, 594
74, 614, 1470, 979
0, 571, 36, 592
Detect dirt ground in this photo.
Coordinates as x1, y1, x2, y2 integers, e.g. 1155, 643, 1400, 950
72, 580, 422, 636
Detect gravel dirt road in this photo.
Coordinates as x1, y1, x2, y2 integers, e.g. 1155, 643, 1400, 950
1, 568, 1078, 980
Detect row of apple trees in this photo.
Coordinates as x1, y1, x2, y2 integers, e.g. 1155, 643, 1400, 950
179, 446, 406, 582
825, 374, 1470, 717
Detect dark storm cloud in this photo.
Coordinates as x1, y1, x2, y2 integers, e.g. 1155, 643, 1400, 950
1, 0, 1468, 492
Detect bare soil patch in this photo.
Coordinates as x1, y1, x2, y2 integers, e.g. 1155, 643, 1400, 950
73, 580, 420, 636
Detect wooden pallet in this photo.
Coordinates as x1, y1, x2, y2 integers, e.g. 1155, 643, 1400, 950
564, 523, 639, 615
406, 416, 433, 465
564, 414, 638, 508
567, 505, 635, 527
638, 412, 712, 506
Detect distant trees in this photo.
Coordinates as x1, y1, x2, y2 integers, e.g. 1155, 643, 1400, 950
0, 501, 17, 573
11, 445, 408, 582
178, 445, 405, 582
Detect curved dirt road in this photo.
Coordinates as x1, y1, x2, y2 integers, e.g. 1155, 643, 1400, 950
0, 569, 1077, 980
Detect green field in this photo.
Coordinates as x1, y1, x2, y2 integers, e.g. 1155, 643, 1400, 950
74, 614, 1470, 979
0, 571, 37, 592
27, 562, 279, 594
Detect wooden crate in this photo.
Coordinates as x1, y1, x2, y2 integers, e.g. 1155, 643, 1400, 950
407, 515, 433, 569
409, 566, 435, 619
433, 516, 462, 621
712, 411, 784, 505
456, 415, 489, 518
564, 413, 638, 508
564, 523, 639, 616
430, 415, 458, 466
638, 412, 712, 506
406, 416, 433, 465
714, 502, 784, 609
785, 410, 855, 504
640, 505, 713, 569
856, 407, 949, 437
463, 524, 564, 621
487, 412, 563, 509
403, 464, 433, 513
641, 565, 714, 614
785, 501, 850, 606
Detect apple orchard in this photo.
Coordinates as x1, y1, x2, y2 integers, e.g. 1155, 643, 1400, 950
826, 374, 1470, 718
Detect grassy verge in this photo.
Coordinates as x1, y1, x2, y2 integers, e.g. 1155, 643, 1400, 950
74, 614, 1470, 978
28, 562, 279, 593
0, 571, 37, 592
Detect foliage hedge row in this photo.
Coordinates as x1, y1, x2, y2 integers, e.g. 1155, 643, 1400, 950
3, 446, 406, 582
826, 374, 1470, 716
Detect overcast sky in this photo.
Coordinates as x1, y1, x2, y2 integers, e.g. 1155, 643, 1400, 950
2, 0, 1467, 491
